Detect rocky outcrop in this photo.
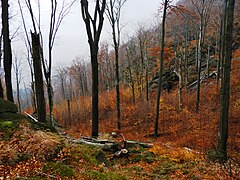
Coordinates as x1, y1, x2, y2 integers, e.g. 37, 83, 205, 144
149, 71, 179, 91
0, 98, 18, 113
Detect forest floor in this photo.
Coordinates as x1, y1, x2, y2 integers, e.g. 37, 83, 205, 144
0, 118, 239, 179
1, 60, 240, 179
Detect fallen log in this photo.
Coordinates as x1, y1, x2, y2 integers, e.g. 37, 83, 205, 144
126, 140, 153, 148
24, 111, 38, 122
64, 135, 153, 151
81, 136, 115, 144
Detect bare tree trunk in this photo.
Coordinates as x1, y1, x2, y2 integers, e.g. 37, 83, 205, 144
218, 0, 235, 159
2, 0, 14, 102
61, 78, 66, 100
67, 99, 71, 125
145, 48, 149, 102
155, 0, 168, 137
195, 25, 199, 72
115, 50, 121, 129
126, 49, 135, 103
13, 52, 22, 113
184, 25, 189, 85
217, 18, 223, 88
91, 49, 99, 137
0, 80, 3, 98
31, 32, 46, 123
178, 58, 183, 111
81, 0, 106, 137
0, 30, 3, 99
196, 16, 204, 113
31, 82, 37, 111
24, 82, 30, 109
138, 30, 145, 97
106, 0, 126, 130
16, 77, 21, 113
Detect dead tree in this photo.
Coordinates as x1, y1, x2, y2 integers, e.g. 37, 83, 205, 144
31, 32, 46, 123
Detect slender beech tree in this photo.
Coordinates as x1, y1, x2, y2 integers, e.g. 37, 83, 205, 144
45, 0, 77, 125
81, 0, 106, 137
106, 0, 126, 130
0, 30, 3, 98
184, 24, 189, 85
13, 51, 23, 113
154, 0, 169, 137
125, 43, 135, 103
18, 0, 37, 111
55, 65, 68, 100
136, 25, 146, 97
191, 0, 215, 112
218, 0, 235, 159
217, 16, 223, 89
2, 0, 14, 102
145, 45, 150, 102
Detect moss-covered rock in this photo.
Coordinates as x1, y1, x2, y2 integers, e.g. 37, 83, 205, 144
0, 112, 26, 121
0, 98, 18, 113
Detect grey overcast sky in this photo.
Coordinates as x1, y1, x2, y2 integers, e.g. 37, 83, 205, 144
47, 0, 163, 66
10, 0, 178, 76
8, 0, 176, 88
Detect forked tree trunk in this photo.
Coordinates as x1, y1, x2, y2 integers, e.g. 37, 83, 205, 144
81, 0, 106, 137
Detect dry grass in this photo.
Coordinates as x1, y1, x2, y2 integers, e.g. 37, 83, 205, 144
0, 120, 63, 164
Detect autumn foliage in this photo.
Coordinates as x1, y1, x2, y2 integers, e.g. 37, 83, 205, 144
53, 60, 240, 158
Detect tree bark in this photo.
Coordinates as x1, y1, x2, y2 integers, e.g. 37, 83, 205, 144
155, 0, 168, 137
106, 0, 124, 130
145, 48, 149, 102
16, 74, 21, 113
126, 48, 135, 103
0, 30, 3, 98
216, 19, 223, 89
196, 14, 204, 113
218, 0, 235, 158
0, 80, 3, 98
31, 32, 46, 123
81, 0, 106, 137
91, 48, 99, 137
184, 25, 189, 85
2, 0, 14, 102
